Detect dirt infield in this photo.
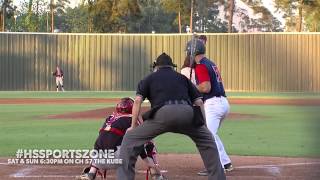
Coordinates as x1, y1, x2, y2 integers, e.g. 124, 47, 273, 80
45, 107, 264, 120
1, 98, 320, 106
1, 155, 320, 180
0, 98, 120, 104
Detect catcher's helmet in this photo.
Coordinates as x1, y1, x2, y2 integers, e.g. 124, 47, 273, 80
116, 97, 134, 114
185, 39, 206, 56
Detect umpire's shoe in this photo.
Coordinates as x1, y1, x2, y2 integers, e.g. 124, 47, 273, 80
197, 163, 233, 176
197, 169, 208, 176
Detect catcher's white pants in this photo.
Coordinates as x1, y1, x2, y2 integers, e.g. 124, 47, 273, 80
204, 96, 231, 166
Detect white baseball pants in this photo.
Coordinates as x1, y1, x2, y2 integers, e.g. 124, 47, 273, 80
204, 96, 231, 166
56, 77, 63, 86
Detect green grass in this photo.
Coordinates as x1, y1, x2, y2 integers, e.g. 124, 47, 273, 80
0, 91, 135, 99
155, 105, 320, 157
0, 104, 109, 156
0, 92, 319, 157
227, 92, 320, 99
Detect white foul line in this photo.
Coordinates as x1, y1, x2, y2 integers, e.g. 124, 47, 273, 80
236, 161, 320, 169
11, 167, 34, 178
4, 161, 320, 178
12, 175, 116, 178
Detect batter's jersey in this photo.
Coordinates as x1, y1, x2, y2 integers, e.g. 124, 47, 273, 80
195, 57, 226, 101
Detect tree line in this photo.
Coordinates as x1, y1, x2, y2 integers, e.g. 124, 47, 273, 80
1, 0, 319, 33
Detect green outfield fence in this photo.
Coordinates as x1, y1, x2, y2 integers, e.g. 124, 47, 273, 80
0, 32, 319, 92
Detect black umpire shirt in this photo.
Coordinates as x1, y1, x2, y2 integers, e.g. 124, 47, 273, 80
136, 67, 202, 108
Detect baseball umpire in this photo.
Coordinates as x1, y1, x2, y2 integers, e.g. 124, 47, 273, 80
117, 53, 226, 180
76, 97, 166, 180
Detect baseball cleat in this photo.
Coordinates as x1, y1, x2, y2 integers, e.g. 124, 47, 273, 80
224, 163, 234, 172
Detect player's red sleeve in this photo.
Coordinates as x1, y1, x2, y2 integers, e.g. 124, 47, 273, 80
195, 64, 210, 83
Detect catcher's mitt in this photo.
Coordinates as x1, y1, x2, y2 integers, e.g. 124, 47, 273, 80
82, 166, 91, 174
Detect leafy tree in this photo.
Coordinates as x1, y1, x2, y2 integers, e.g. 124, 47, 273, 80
275, 0, 320, 32
60, 5, 89, 33
274, 0, 296, 31
18, 0, 48, 32
50, 0, 70, 32
193, 0, 228, 33
241, 0, 283, 32
303, 0, 320, 31
161, 0, 192, 32
0, 0, 16, 31
161, 0, 229, 33
135, 0, 176, 33
88, 0, 142, 33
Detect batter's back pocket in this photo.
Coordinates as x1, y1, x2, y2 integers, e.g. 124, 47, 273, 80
192, 106, 205, 127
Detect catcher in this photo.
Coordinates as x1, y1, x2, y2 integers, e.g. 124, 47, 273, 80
76, 97, 166, 180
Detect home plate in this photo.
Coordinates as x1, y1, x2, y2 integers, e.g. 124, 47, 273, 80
137, 170, 168, 174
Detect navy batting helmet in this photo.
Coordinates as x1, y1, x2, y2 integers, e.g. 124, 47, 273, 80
199, 35, 207, 44
185, 39, 206, 56
116, 97, 134, 114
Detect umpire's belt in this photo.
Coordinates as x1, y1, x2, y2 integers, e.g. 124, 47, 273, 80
164, 100, 191, 105
143, 100, 191, 120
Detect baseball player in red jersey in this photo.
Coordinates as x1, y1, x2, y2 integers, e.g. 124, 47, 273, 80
76, 98, 166, 180
52, 66, 65, 92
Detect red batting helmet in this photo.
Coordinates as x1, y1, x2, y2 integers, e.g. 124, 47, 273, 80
116, 97, 134, 114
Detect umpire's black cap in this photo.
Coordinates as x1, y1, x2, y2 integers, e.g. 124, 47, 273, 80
155, 53, 177, 67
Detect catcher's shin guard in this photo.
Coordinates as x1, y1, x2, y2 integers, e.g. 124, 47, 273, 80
91, 164, 107, 180
77, 165, 107, 180
96, 169, 107, 180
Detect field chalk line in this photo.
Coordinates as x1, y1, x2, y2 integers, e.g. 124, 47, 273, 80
11, 167, 34, 178
235, 162, 320, 169
4, 161, 320, 178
